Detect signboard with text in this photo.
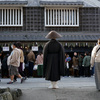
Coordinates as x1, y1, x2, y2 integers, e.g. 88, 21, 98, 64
32, 46, 38, 51
3, 47, 9, 51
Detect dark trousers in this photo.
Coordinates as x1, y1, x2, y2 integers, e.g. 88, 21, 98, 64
37, 65, 43, 77
79, 66, 84, 76
65, 67, 69, 76
91, 67, 94, 75
84, 66, 90, 77
66, 68, 69, 76
24, 67, 29, 77
1, 69, 9, 78
18, 63, 25, 77
28, 61, 34, 77
74, 69, 79, 77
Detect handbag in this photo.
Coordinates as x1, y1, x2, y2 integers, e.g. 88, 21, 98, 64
66, 62, 69, 69
7, 56, 11, 66
22, 63, 25, 71
33, 65, 38, 70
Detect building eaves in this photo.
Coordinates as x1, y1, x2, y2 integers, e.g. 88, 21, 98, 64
0, 32, 100, 42
39, 1, 84, 6
0, 1, 28, 5
0, 0, 100, 7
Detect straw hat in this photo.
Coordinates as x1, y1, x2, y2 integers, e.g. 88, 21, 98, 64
45, 31, 62, 39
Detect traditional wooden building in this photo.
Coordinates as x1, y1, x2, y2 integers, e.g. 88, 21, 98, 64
0, 0, 100, 53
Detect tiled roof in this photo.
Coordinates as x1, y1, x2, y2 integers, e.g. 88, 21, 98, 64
0, 32, 100, 41
0, 0, 100, 7
0, 1, 28, 5
39, 1, 84, 6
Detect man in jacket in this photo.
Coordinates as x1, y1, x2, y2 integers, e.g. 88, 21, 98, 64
43, 31, 65, 89
82, 52, 91, 77
72, 52, 79, 77
14, 42, 26, 82
27, 50, 35, 77
78, 54, 84, 77
91, 39, 100, 91
7, 43, 24, 84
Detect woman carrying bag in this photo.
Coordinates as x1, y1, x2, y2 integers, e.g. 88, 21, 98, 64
35, 52, 43, 77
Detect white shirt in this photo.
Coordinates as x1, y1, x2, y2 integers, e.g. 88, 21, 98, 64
91, 44, 100, 67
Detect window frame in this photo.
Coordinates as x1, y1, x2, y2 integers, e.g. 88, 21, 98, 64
45, 7, 79, 27
0, 7, 23, 26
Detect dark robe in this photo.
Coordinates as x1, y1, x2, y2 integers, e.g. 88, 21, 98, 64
43, 39, 65, 81
1, 56, 9, 78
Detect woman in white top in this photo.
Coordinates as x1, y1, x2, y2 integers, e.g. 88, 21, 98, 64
91, 39, 100, 91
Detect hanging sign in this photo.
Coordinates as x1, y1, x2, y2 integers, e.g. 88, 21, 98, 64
3, 47, 9, 51
32, 46, 38, 51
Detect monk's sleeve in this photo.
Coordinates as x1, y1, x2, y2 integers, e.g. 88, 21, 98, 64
43, 43, 48, 77
59, 44, 65, 76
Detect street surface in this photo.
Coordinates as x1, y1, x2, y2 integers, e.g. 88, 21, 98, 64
0, 77, 100, 100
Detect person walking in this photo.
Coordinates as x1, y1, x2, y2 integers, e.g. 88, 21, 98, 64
82, 52, 91, 77
43, 31, 65, 89
7, 43, 24, 84
27, 50, 35, 77
90, 39, 100, 91
72, 52, 79, 77
14, 42, 26, 82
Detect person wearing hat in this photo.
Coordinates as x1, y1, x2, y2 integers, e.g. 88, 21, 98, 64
43, 31, 65, 89
91, 39, 100, 91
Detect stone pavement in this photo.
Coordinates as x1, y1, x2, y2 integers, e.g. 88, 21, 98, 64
0, 77, 100, 100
